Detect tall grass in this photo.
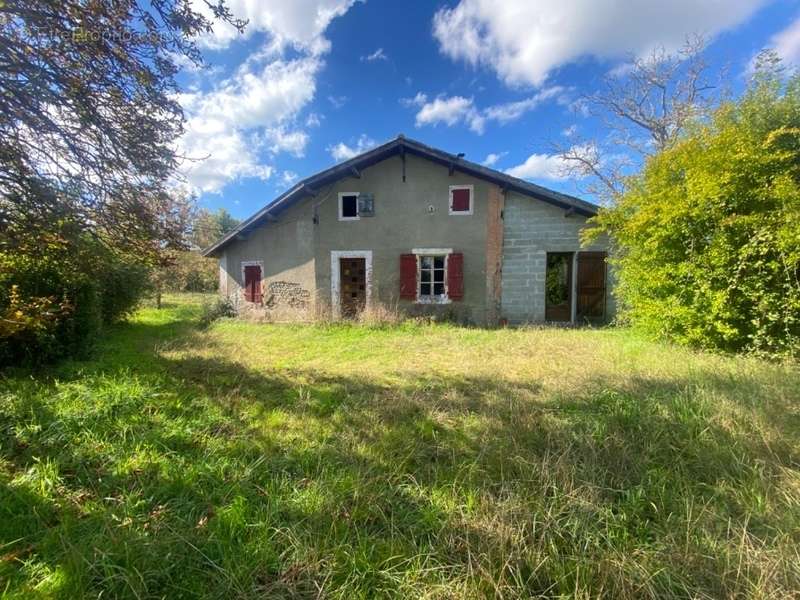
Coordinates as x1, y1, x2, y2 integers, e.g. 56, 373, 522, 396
0, 293, 798, 598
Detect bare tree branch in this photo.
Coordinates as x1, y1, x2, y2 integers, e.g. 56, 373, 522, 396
555, 35, 721, 203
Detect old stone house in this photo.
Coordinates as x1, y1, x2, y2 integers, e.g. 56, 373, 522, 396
203, 135, 614, 325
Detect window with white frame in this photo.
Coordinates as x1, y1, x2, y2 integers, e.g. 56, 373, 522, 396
418, 254, 447, 300
338, 192, 359, 220
449, 185, 473, 215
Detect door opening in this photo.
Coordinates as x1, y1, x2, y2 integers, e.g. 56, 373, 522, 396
576, 251, 607, 322
243, 264, 262, 303
339, 257, 366, 318
545, 252, 573, 322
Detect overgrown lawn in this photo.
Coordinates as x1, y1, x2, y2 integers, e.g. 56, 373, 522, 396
1, 295, 798, 598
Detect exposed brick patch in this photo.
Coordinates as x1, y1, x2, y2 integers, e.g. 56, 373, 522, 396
485, 184, 504, 325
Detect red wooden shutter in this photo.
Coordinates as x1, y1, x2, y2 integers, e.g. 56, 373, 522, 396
447, 253, 464, 300
399, 254, 417, 300
451, 188, 471, 212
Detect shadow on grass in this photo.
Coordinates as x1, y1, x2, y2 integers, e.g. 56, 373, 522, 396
1, 312, 799, 598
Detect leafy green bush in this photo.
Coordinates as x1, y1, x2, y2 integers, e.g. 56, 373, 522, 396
592, 63, 800, 355
0, 239, 150, 366
199, 297, 236, 328
99, 260, 151, 323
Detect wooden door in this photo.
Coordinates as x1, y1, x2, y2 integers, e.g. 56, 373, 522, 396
545, 252, 573, 322
576, 252, 606, 322
243, 265, 262, 303
339, 257, 366, 318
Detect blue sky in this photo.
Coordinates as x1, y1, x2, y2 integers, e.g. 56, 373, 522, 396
176, 0, 800, 219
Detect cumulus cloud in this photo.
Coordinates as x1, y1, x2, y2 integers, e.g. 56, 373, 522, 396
327, 134, 377, 162
176, 1, 366, 193
281, 170, 300, 186
414, 95, 486, 133
505, 152, 572, 181
193, 0, 359, 54
361, 48, 388, 62
482, 152, 507, 167
404, 86, 566, 134
433, 0, 769, 86
178, 57, 320, 193
771, 16, 800, 65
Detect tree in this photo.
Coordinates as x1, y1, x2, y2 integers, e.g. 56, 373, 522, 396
150, 208, 240, 307
191, 208, 240, 250
590, 54, 800, 354
0, 0, 244, 260
556, 36, 722, 203
0, 1, 245, 363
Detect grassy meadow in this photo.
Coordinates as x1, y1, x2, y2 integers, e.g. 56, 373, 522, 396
1, 294, 798, 598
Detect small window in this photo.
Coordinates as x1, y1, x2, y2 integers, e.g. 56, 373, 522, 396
339, 192, 359, 220
449, 185, 473, 215
419, 255, 447, 299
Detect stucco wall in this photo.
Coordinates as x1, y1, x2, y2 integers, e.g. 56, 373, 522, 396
501, 191, 615, 324
313, 154, 496, 323
216, 153, 612, 326
219, 198, 316, 313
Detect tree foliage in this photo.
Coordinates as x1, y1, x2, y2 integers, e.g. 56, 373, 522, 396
0, 1, 243, 364
151, 208, 241, 303
0, 0, 243, 258
592, 55, 800, 355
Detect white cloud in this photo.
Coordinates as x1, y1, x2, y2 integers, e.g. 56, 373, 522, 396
414, 95, 486, 133
771, 16, 800, 65
361, 48, 388, 62
179, 129, 273, 193
193, 0, 359, 54
433, 0, 769, 86
328, 94, 348, 108
178, 56, 320, 193
401, 92, 428, 107
327, 134, 377, 161
482, 152, 507, 167
408, 86, 565, 134
562, 124, 578, 138
281, 170, 300, 186
483, 86, 565, 123
305, 112, 323, 127
177, 1, 365, 194
505, 152, 571, 181
265, 127, 309, 157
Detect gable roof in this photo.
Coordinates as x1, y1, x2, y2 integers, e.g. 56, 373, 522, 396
203, 135, 599, 257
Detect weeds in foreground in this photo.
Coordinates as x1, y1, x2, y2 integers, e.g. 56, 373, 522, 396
0, 294, 798, 598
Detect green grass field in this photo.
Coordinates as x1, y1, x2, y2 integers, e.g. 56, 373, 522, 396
1, 294, 799, 599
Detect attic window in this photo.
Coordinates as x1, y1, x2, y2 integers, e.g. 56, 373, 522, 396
449, 185, 473, 215
339, 192, 359, 221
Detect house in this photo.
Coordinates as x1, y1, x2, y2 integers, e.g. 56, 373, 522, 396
203, 135, 614, 325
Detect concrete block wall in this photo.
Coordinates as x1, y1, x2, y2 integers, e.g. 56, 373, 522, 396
500, 191, 613, 324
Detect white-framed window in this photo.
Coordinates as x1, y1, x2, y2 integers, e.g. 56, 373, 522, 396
412, 248, 453, 304
419, 255, 447, 300
338, 192, 360, 221
449, 185, 473, 215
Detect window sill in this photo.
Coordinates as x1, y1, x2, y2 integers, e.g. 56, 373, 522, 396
338, 216, 360, 221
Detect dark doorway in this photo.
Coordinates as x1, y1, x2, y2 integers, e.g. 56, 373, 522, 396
339, 257, 366, 318
576, 252, 607, 322
545, 252, 573, 322
243, 264, 262, 303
